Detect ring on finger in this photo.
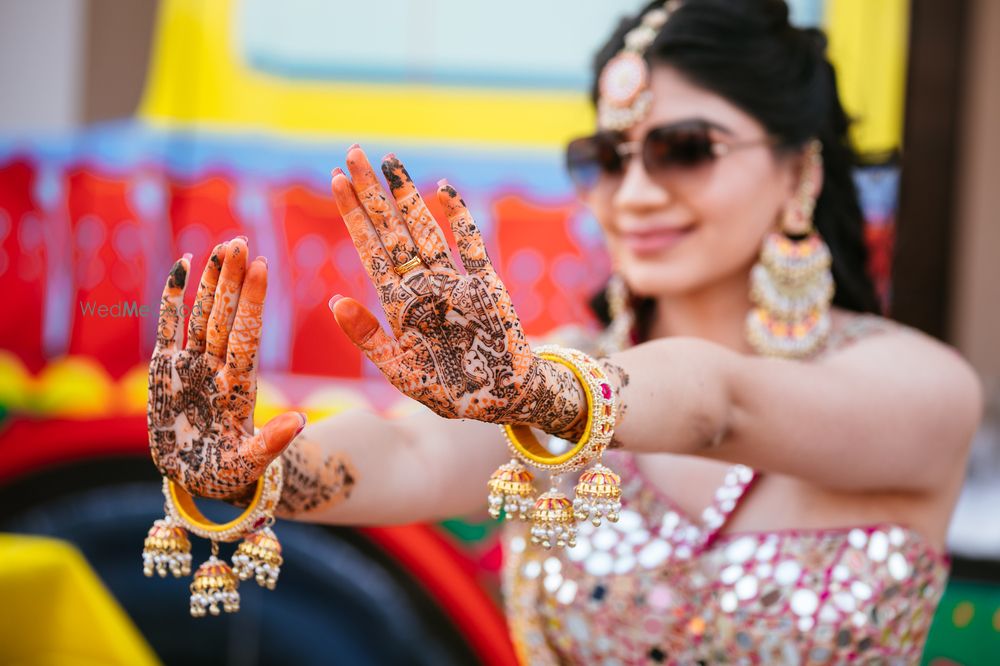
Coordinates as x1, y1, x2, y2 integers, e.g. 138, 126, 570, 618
393, 255, 424, 275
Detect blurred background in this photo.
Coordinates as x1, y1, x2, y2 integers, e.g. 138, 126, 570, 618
0, 0, 997, 664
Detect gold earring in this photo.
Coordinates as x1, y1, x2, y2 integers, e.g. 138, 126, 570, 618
746, 141, 834, 359
598, 273, 634, 356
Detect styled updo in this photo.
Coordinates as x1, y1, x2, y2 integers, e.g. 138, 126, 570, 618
590, 0, 880, 329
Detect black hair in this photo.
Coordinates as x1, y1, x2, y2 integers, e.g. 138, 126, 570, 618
589, 0, 881, 333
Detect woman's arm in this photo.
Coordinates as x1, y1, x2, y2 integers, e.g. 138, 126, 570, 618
326, 148, 982, 499
229, 406, 510, 526
602, 328, 983, 494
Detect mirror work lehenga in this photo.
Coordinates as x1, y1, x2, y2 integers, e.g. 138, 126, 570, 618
501, 318, 949, 664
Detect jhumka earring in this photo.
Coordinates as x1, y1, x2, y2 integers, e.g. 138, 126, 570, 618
488, 346, 621, 549
142, 457, 284, 616
746, 140, 834, 359
598, 273, 634, 356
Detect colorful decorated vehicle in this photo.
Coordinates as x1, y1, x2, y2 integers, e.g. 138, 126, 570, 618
0, 1, 995, 663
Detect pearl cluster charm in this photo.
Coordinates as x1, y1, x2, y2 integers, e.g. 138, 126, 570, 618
574, 464, 623, 526
190, 554, 241, 617
232, 526, 283, 590
142, 518, 193, 578
488, 460, 537, 520
530, 489, 579, 549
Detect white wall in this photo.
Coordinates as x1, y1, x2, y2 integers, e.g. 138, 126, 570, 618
0, 0, 86, 133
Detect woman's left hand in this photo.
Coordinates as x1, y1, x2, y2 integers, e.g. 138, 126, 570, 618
328, 147, 582, 435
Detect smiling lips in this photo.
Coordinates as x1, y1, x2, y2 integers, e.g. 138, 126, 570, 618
620, 226, 694, 256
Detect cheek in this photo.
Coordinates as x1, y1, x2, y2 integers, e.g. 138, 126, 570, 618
694, 162, 783, 257
587, 196, 622, 256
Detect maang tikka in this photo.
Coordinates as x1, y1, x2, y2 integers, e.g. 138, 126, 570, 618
598, 0, 682, 131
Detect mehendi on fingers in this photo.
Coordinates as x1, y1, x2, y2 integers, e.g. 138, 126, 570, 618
346, 147, 421, 268
205, 240, 248, 359
186, 242, 227, 352
381, 157, 457, 270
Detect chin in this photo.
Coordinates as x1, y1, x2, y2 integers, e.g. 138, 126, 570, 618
617, 260, 708, 299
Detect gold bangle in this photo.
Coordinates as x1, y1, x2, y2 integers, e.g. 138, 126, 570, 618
165, 456, 284, 542
501, 345, 615, 474
489, 345, 623, 548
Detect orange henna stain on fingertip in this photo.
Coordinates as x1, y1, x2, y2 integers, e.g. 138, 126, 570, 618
330, 174, 362, 214
436, 185, 465, 213
346, 145, 369, 164
240, 259, 268, 301
331, 297, 381, 345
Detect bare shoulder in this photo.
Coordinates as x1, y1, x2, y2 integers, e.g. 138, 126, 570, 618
820, 309, 984, 436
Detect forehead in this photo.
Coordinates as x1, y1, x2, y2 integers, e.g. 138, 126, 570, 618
626, 65, 764, 138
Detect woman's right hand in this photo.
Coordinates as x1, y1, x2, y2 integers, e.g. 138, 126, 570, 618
147, 237, 306, 500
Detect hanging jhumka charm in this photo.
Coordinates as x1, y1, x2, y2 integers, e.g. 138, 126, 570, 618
574, 464, 623, 526
190, 542, 241, 617
142, 518, 193, 578
232, 526, 283, 590
530, 485, 578, 549
487, 460, 537, 520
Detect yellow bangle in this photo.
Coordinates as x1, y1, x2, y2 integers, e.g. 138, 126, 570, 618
165, 456, 284, 542
501, 345, 616, 474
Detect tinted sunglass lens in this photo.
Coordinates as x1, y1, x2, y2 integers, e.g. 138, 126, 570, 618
644, 125, 715, 173
567, 135, 621, 191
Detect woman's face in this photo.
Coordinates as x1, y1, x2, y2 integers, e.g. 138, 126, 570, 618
584, 65, 802, 299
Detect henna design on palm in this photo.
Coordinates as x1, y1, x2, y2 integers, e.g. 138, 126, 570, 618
147, 239, 305, 500
329, 148, 586, 438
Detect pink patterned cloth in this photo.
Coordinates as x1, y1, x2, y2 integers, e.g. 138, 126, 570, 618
502, 450, 949, 665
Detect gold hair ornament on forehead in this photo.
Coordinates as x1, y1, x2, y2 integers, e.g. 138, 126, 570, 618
598, 0, 682, 131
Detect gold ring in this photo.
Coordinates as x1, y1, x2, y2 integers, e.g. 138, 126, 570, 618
393, 256, 424, 275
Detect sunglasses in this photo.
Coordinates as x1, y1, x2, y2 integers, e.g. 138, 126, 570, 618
566, 119, 773, 193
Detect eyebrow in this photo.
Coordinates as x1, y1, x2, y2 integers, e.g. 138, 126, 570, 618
649, 118, 736, 136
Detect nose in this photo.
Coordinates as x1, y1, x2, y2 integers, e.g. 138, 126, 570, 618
612, 148, 672, 213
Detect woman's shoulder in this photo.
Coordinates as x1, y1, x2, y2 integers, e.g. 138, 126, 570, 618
821, 309, 983, 419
